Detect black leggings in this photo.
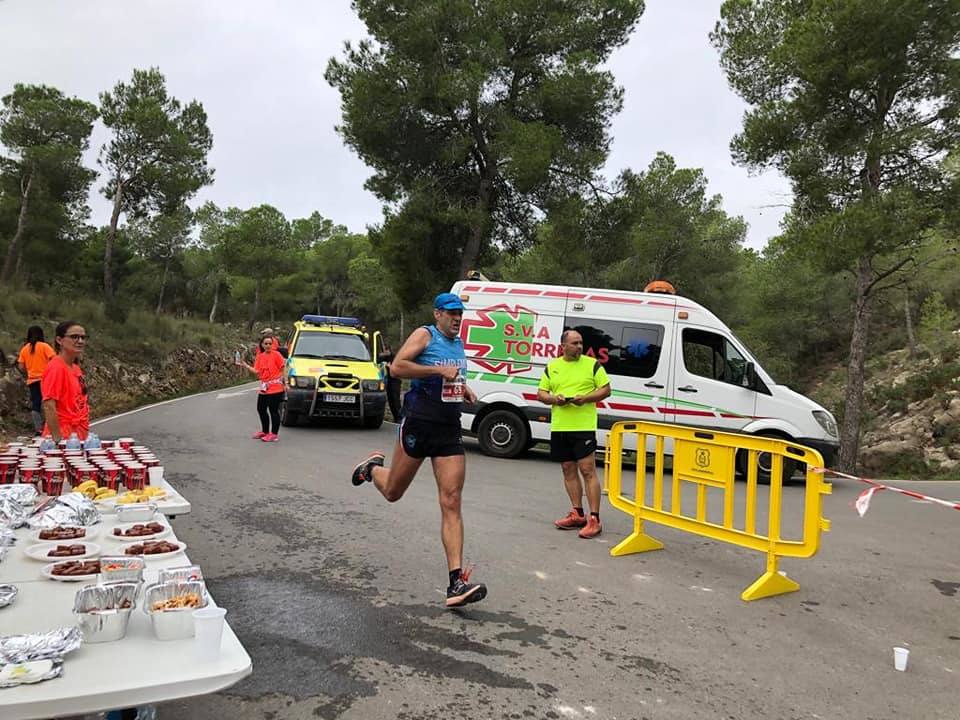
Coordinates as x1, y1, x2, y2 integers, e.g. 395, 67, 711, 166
257, 393, 282, 434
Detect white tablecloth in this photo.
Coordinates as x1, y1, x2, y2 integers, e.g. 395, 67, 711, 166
0, 483, 251, 720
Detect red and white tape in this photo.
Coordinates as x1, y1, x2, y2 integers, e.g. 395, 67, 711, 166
814, 468, 960, 517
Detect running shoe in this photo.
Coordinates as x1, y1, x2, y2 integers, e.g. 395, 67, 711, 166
261, 433, 279, 442
251, 431, 267, 439
554, 509, 587, 530
351, 451, 385, 486
578, 516, 602, 539
446, 577, 488, 608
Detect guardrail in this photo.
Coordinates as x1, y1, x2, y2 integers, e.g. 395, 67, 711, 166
604, 421, 832, 601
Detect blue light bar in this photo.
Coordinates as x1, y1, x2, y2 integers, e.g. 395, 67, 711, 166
301, 314, 361, 327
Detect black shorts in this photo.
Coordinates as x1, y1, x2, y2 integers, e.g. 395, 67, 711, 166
550, 431, 598, 463
29, 382, 43, 413
400, 416, 464, 459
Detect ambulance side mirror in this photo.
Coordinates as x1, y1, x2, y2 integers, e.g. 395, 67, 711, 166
745, 362, 758, 391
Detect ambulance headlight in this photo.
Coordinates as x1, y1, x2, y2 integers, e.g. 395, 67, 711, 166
362, 380, 384, 392
294, 376, 315, 389
812, 410, 838, 438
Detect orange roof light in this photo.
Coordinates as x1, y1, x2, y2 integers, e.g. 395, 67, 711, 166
644, 280, 676, 294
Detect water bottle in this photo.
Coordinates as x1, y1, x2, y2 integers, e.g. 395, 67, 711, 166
84, 432, 101, 450
234, 350, 242, 366
65, 433, 82, 451
39, 436, 56, 454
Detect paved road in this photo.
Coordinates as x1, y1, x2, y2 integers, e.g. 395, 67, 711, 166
93, 386, 960, 720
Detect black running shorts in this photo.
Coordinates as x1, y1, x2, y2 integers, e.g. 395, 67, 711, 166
550, 431, 598, 463
400, 416, 464, 459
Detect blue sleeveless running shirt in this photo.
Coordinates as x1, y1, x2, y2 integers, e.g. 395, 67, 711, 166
403, 325, 467, 424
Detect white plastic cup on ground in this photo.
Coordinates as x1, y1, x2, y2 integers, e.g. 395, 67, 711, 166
193, 606, 227, 661
893, 647, 909, 671
147, 466, 164, 487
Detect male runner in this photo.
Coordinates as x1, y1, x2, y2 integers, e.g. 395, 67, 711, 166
351, 292, 487, 607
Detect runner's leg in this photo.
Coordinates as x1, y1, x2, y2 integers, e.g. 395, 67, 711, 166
432, 454, 466, 571
256, 395, 270, 434
370, 442, 423, 502
267, 394, 282, 434
579, 454, 601, 514
562, 460, 583, 508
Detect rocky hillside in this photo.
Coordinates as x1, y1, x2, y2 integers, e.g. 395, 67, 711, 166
808, 349, 960, 479
0, 336, 252, 440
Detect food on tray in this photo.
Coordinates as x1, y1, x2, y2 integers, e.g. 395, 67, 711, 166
75, 480, 99, 499
47, 544, 87, 557
117, 487, 166, 504
101, 559, 143, 572
113, 522, 165, 537
95, 487, 117, 500
51, 560, 100, 576
38, 526, 85, 541
124, 540, 180, 556
150, 592, 203, 611
87, 599, 134, 613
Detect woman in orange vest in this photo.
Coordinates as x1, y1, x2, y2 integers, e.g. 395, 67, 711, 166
17, 325, 56, 435
41, 320, 90, 442
238, 335, 286, 442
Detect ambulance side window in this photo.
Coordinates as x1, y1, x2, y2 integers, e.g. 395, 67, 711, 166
566, 319, 664, 378
682, 328, 749, 387
619, 325, 664, 378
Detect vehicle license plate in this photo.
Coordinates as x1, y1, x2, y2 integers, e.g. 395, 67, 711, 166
324, 394, 356, 403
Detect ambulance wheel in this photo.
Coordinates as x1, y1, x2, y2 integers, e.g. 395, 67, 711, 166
735, 446, 798, 485
280, 404, 300, 427
363, 412, 385, 429
478, 410, 529, 459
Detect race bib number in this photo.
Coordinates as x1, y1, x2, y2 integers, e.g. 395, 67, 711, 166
441, 375, 465, 403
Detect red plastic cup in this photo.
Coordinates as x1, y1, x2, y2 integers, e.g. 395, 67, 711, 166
118, 437, 135, 449
124, 463, 147, 491
0, 461, 15, 484
101, 466, 120, 491
42, 468, 66, 496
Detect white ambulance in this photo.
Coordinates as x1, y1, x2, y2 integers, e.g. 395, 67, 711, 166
451, 280, 840, 480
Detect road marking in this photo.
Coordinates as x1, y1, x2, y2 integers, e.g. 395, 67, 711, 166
690, 585, 714, 592
633, 573, 652, 581
216, 388, 256, 399
575, 560, 592, 567
534, 571, 548, 580
91, 382, 259, 427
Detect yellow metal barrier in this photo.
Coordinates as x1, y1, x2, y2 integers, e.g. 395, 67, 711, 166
605, 421, 832, 601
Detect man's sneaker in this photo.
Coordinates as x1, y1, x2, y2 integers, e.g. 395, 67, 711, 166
251, 431, 267, 439
578, 516, 602, 539
554, 509, 587, 530
261, 433, 279, 442
446, 577, 487, 608
351, 451, 385, 486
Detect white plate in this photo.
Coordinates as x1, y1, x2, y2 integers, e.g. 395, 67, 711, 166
25, 542, 101, 562
107, 521, 171, 542
41, 561, 101, 582
117, 539, 186, 561
30, 525, 99, 544
0, 659, 55, 685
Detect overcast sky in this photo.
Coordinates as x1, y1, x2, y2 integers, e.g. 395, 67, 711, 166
0, 0, 791, 250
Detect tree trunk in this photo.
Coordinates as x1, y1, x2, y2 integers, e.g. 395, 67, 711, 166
104, 183, 124, 300
155, 257, 170, 315
246, 279, 261, 332
838, 256, 874, 473
460, 179, 492, 278
208, 282, 219, 323
1, 172, 34, 285
904, 285, 916, 359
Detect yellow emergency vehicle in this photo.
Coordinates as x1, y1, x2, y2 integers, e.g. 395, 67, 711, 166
281, 315, 386, 428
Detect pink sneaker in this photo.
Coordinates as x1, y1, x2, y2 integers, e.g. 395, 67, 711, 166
251, 431, 267, 439
261, 433, 279, 442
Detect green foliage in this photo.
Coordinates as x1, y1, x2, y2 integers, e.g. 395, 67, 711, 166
327, 0, 645, 287
919, 291, 960, 360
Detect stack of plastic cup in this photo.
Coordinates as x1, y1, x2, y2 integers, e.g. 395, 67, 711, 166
0, 456, 17, 484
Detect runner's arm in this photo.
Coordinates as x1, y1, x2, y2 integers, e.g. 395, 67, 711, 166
389, 328, 459, 380
44, 400, 61, 441
572, 383, 611, 405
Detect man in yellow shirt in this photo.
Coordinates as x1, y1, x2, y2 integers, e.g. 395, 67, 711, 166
537, 330, 611, 539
